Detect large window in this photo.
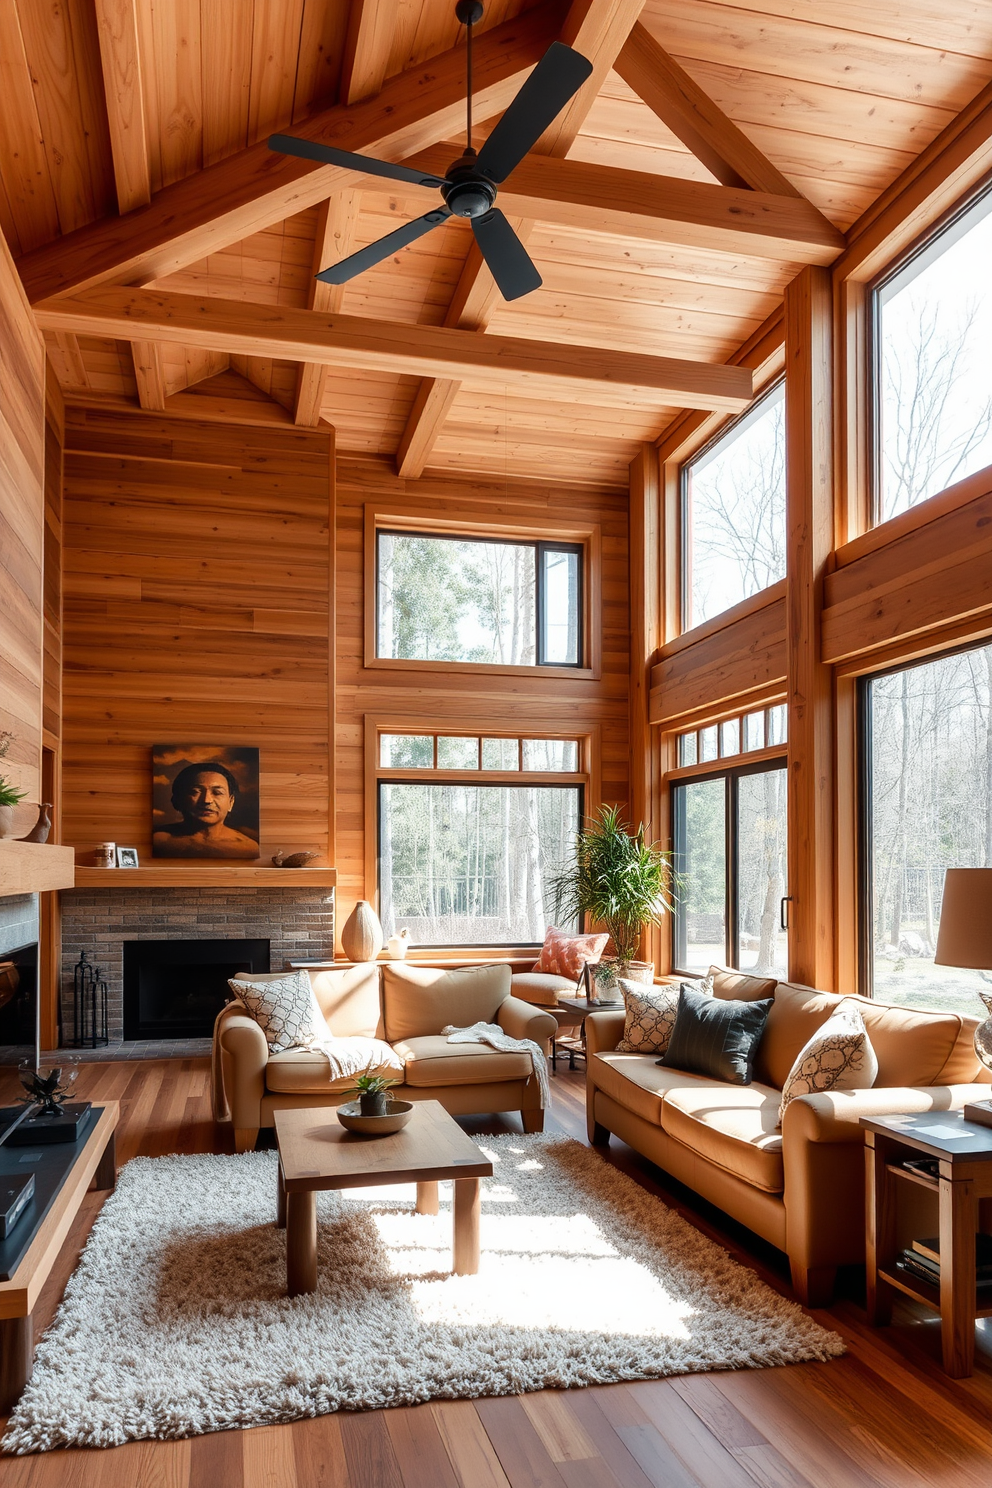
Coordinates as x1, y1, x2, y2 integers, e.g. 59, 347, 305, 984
376, 531, 583, 667
377, 731, 583, 945
875, 189, 992, 525
861, 641, 992, 1012
672, 761, 788, 979
682, 383, 786, 630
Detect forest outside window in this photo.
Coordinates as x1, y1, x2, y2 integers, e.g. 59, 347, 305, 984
874, 187, 992, 525
672, 762, 788, 980
682, 383, 785, 631
376, 530, 583, 667
377, 731, 584, 946
860, 640, 992, 1014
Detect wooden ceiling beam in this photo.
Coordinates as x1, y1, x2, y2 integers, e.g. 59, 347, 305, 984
16, 1, 567, 306
294, 0, 383, 428
614, 21, 801, 198
397, 0, 647, 478
376, 150, 844, 260
34, 287, 754, 413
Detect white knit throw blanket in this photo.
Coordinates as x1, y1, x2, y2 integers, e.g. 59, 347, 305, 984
442, 1021, 550, 1109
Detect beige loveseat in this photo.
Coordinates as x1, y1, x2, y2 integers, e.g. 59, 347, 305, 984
586, 967, 992, 1306
213, 961, 557, 1152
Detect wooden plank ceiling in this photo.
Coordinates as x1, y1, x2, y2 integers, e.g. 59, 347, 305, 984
3, 0, 991, 488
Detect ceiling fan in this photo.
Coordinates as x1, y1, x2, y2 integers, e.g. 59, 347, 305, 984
268, 1, 592, 302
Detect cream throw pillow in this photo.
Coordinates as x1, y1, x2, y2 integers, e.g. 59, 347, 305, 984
230, 969, 326, 1053
778, 1001, 878, 1127
615, 976, 712, 1055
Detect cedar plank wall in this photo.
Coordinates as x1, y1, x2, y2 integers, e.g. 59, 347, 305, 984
334, 456, 630, 939
0, 228, 44, 816
59, 408, 333, 863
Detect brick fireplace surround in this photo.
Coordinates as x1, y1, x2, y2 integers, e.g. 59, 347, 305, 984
59, 886, 335, 1046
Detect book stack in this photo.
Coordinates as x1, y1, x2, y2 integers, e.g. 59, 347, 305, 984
896, 1233, 992, 1292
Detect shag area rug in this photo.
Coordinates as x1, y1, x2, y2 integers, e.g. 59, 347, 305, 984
4, 1135, 844, 1453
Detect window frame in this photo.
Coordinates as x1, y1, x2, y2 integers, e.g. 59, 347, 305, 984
679, 378, 786, 634
868, 179, 992, 530
365, 717, 599, 950
670, 755, 788, 977
365, 505, 600, 680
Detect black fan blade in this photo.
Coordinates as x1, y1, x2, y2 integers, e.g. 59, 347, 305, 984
476, 42, 593, 184
315, 208, 452, 285
472, 209, 541, 302
268, 134, 446, 190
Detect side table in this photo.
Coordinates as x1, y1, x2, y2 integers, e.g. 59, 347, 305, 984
549, 996, 622, 1072
862, 1109, 992, 1377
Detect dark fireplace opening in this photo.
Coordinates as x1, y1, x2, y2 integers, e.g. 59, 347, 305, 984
123, 939, 270, 1040
0, 942, 39, 1046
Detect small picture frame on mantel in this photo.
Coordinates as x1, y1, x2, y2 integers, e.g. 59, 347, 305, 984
115, 846, 140, 868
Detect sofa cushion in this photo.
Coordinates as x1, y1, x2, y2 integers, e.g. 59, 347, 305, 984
511, 972, 576, 1006
266, 1042, 400, 1094
230, 969, 326, 1052
663, 985, 773, 1085
382, 963, 510, 1042
307, 962, 383, 1038
778, 1001, 878, 1126
709, 965, 778, 1003
755, 981, 983, 1090
661, 1082, 784, 1193
393, 1035, 533, 1087
589, 1053, 720, 1126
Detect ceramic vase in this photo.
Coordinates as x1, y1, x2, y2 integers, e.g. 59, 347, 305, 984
386, 929, 410, 960
341, 899, 384, 962
588, 957, 654, 998
0, 805, 15, 840
19, 802, 52, 844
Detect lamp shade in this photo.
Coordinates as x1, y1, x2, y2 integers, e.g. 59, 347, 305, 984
934, 868, 992, 969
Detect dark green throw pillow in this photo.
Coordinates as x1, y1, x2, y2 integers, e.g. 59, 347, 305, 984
660, 984, 773, 1086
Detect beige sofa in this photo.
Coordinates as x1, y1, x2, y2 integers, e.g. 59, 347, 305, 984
586, 967, 992, 1306
213, 961, 557, 1152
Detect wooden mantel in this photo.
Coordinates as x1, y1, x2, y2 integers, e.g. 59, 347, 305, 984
70, 866, 337, 889
0, 841, 75, 897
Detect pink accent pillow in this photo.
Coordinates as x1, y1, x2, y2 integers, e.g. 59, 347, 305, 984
535, 927, 610, 980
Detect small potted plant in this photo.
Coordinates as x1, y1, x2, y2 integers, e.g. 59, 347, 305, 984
348, 1069, 398, 1118
549, 804, 679, 997
0, 731, 27, 840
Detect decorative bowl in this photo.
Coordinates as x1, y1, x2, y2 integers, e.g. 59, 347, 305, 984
336, 1099, 413, 1136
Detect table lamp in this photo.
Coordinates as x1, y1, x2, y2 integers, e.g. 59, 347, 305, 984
934, 868, 992, 1127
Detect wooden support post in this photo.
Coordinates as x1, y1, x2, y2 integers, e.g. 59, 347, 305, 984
628, 443, 664, 968
785, 265, 836, 990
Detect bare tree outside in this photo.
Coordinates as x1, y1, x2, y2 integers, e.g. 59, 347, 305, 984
686, 383, 786, 628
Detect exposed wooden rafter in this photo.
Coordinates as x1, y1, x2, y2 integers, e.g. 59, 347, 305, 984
17, 2, 567, 306
34, 287, 755, 412
614, 22, 801, 198
397, 0, 648, 478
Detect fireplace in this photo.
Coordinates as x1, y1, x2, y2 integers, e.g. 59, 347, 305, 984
123, 939, 270, 1040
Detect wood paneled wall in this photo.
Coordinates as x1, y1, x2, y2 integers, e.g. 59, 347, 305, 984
649, 582, 787, 727
59, 408, 334, 863
0, 226, 44, 819
334, 455, 630, 940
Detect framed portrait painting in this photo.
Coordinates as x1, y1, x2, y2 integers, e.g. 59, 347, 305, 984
152, 745, 260, 860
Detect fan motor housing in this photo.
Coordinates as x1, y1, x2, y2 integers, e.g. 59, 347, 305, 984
442, 152, 498, 219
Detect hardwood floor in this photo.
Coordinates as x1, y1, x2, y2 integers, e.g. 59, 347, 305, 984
2, 1058, 991, 1486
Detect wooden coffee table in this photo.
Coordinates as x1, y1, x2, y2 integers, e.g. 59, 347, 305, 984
273, 1101, 494, 1296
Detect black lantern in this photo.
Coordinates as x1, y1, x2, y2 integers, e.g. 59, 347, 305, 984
71, 950, 109, 1048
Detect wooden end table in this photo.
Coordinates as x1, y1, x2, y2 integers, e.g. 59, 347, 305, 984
549, 995, 618, 1071
862, 1109, 992, 1377
273, 1101, 494, 1296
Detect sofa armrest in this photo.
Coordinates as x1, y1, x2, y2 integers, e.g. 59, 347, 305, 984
497, 996, 557, 1046
584, 1010, 625, 1055
214, 1005, 269, 1128
783, 1083, 988, 1146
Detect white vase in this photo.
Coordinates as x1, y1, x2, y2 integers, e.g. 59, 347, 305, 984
0, 805, 15, 840
386, 931, 410, 960
341, 900, 384, 962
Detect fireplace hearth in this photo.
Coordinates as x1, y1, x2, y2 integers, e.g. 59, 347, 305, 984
123, 939, 270, 1040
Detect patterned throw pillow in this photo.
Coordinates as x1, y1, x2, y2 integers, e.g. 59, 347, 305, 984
778, 1001, 878, 1127
229, 970, 325, 1053
535, 926, 609, 981
616, 980, 681, 1054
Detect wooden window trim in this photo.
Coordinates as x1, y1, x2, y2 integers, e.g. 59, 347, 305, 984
363, 717, 601, 939
363, 503, 602, 680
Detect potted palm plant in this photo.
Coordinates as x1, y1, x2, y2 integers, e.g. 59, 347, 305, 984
549, 805, 678, 1001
